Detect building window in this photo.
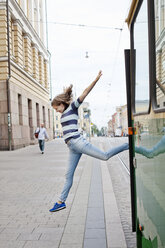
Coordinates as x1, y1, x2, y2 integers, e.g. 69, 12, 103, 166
56, 116, 58, 121
56, 124, 58, 129
36, 103, 40, 127
27, 0, 29, 18
28, 99, 32, 127
18, 94, 23, 125
31, 45, 34, 76
34, 0, 38, 33
11, 21, 15, 57
44, 61, 48, 89
42, 106, 46, 126
23, 35, 26, 67
48, 109, 50, 128
39, 0, 43, 41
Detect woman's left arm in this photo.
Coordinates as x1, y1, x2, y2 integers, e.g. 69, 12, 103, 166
78, 70, 102, 102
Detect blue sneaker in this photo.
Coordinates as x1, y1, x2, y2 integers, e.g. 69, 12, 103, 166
49, 202, 66, 212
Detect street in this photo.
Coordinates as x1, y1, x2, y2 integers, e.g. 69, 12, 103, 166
0, 137, 136, 248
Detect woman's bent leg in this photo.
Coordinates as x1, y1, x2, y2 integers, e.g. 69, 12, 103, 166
75, 138, 128, 161
59, 149, 82, 202
106, 143, 129, 159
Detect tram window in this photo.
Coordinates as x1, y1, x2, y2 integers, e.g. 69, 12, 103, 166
134, 0, 150, 113
155, 0, 165, 109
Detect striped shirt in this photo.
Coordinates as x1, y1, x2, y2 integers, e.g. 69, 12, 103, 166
61, 98, 82, 142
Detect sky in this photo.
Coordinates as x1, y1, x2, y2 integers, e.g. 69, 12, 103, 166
47, 0, 131, 129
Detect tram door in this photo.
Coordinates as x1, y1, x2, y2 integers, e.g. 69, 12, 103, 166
125, 0, 165, 248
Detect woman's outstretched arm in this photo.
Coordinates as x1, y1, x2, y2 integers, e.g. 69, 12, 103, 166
78, 70, 102, 102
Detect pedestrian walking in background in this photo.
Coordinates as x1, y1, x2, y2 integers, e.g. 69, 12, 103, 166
35, 123, 49, 154
49, 70, 129, 212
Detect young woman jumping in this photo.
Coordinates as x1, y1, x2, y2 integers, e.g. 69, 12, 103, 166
49, 70, 129, 212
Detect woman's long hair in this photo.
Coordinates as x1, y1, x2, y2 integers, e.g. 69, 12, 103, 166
51, 84, 73, 108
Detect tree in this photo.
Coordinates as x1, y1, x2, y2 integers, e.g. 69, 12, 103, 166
91, 124, 100, 136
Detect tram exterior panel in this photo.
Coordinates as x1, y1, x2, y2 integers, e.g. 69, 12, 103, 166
126, 0, 165, 247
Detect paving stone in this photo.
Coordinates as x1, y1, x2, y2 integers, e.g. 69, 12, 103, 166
0, 227, 5, 233
60, 233, 84, 244
0, 233, 20, 241
17, 233, 42, 241
66, 216, 86, 225
0, 241, 26, 248
86, 207, 104, 221
84, 238, 107, 248
33, 227, 64, 234
64, 224, 85, 234
2, 227, 35, 234
0, 219, 10, 226
59, 245, 82, 248
39, 233, 62, 241
85, 228, 106, 239
24, 240, 59, 248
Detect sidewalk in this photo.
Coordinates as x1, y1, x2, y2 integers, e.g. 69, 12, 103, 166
0, 138, 127, 248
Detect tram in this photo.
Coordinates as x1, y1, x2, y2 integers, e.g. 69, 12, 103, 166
125, 0, 165, 247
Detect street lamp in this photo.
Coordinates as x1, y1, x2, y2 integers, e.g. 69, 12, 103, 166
85, 51, 89, 58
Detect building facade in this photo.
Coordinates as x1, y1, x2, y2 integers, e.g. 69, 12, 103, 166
54, 112, 63, 138
108, 105, 128, 136
107, 119, 113, 136
120, 105, 128, 136
0, 0, 53, 150
78, 102, 91, 137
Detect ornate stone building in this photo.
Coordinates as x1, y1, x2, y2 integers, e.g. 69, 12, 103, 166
54, 112, 63, 138
78, 102, 91, 137
0, 0, 53, 150
108, 105, 128, 136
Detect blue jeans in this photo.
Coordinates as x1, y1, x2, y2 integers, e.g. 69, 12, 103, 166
59, 136, 129, 202
38, 139, 45, 152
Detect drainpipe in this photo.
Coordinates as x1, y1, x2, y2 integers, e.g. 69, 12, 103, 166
6, 0, 12, 150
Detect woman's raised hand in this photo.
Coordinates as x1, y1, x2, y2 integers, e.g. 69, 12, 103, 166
95, 70, 103, 81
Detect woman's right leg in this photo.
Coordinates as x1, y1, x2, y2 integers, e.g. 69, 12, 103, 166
59, 149, 82, 202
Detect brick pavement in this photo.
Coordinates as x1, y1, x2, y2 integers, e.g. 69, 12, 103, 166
0, 138, 134, 248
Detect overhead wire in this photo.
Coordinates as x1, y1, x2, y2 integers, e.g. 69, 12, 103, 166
30, 20, 123, 31
105, 5, 130, 119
